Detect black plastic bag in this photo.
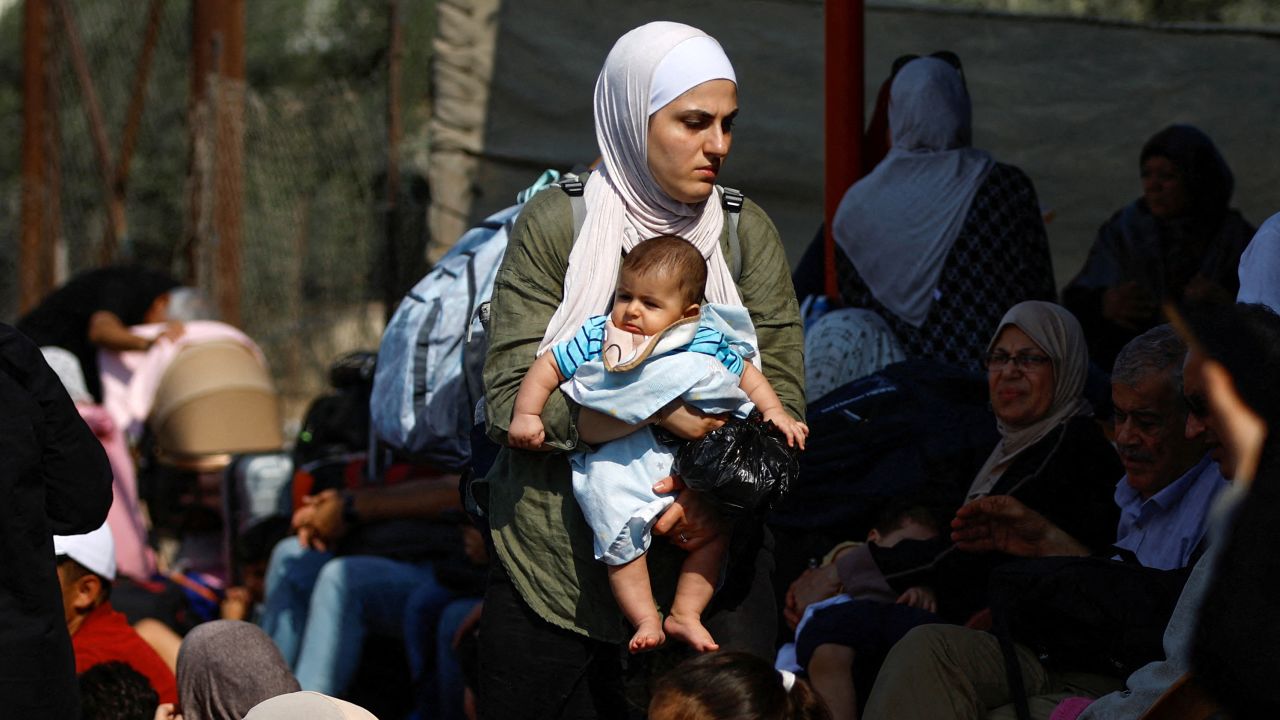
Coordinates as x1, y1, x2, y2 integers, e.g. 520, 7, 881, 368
673, 411, 798, 517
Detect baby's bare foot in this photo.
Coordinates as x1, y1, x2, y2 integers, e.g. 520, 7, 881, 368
663, 612, 719, 653
629, 616, 666, 653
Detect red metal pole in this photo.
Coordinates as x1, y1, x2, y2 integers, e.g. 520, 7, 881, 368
823, 0, 864, 301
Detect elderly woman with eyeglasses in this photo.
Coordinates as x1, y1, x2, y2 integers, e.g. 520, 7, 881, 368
790, 301, 1120, 720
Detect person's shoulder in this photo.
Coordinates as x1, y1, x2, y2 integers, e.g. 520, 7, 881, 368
989, 161, 1030, 183
1058, 416, 1121, 465
735, 194, 781, 247
520, 182, 573, 218
981, 162, 1037, 195
505, 184, 577, 265
0, 323, 42, 379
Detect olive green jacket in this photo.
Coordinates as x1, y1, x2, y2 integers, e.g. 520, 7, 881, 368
483, 186, 805, 641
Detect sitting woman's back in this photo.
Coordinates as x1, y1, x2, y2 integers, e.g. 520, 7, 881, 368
832, 57, 1056, 371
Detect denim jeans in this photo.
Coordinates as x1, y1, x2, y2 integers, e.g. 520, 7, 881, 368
260, 537, 448, 695
404, 592, 483, 720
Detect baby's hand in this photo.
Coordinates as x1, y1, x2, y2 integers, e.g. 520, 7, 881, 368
763, 409, 809, 450
508, 413, 546, 449
895, 585, 938, 614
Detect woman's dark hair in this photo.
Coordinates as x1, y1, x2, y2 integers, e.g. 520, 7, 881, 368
650, 652, 831, 720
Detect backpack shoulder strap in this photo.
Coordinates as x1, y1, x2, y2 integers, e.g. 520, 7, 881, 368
556, 174, 744, 281
558, 172, 588, 241
719, 185, 744, 282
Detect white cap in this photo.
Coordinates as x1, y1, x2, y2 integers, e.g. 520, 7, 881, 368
245, 691, 379, 720
40, 347, 93, 404
53, 523, 117, 581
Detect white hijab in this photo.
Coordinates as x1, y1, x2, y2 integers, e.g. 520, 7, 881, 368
1238, 211, 1280, 313
832, 57, 994, 328
538, 21, 742, 352
967, 301, 1093, 499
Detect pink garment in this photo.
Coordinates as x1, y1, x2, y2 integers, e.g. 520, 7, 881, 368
99, 320, 265, 443
1049, 697, 1095, 720
76, 403, 157, 581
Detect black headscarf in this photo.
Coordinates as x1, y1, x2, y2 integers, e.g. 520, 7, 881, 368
1139, 124, 1234, 226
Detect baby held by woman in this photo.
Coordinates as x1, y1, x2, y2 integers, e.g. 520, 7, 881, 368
509, 235, 807, 652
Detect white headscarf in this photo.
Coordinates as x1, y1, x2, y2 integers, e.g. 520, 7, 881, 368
538, 22, 741, 352
832, 57, 995, 328
967, 301, 1093, 499
1238, 211, 1280, 313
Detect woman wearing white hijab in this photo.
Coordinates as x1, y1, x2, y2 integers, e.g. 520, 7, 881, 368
831, 56, 1055, 371
480, 21, 804, 718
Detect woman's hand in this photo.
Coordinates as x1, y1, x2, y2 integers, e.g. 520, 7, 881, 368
783, 564, 841, 630
1101, 281, 1157, 330
652, 400, 728, 441
651, 475, 724, 551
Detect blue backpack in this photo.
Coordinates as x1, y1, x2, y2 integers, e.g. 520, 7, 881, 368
371, 169, 746, 470
369, 171, 577, 469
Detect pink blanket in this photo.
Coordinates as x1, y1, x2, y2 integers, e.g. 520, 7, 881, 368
99, 320, 266, 444
76, 403, 157, 581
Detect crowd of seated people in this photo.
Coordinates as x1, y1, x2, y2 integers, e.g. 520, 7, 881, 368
780, 51, 1276, 720
8, 28, 1280, 720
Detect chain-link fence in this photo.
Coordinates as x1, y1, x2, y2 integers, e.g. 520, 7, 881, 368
0, 1, 435, 423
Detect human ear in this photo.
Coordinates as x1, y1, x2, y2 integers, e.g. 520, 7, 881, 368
73, 575, 101, 612
682, 303, 701, 319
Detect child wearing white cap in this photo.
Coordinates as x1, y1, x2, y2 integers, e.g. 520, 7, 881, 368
54, 523, 179, 706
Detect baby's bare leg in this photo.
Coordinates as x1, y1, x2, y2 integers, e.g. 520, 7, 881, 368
607, 556, 665, 653
663, 536, 727, 652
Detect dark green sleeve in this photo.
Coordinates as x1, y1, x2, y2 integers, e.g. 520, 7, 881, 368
483, 189, 584, 451
736, 199, 806, 420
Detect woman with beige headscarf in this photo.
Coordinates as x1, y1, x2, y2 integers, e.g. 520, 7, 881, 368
794, 302, 1121, 720
480, 20, 804, 718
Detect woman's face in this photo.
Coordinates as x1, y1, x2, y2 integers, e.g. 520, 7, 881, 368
1141, 155, 1189, 219
646, 79, 738, 204
987, 326, 1056, 429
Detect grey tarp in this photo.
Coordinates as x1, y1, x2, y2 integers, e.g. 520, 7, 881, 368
439, 0, 1280, 288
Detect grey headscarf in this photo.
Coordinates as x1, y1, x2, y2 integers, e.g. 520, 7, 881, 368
967, 301, 1092, 499
832, 57, 994, 328
176, 620, 300, 720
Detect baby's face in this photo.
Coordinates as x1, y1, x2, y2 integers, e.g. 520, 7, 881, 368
610, 269, 693, 336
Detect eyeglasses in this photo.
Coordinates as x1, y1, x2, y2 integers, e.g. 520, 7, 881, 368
985, 352, 1052, 371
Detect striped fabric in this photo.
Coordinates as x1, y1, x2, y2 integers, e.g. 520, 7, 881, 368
551, 314, 744, 380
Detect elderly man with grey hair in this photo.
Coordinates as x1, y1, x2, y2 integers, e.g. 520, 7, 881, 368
858, 324, 1228, 720
1108, 324, 1225, 569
